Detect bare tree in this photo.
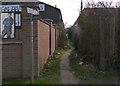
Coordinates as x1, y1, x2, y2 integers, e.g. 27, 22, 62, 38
85, 1, 114, 8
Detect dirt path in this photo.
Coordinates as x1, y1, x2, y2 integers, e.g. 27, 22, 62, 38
60, 50, 79, 84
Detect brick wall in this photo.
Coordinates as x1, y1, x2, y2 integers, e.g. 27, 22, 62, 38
44, 19, 56, 55
51, 27, 55, 54
55, 28, 60, 49
37, 20, 50, 74
21, 6, 33, 78
33, 20, 39, 77
2, 43, 22, 78
2, 6, 60, 78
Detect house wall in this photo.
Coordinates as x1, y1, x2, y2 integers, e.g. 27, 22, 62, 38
2, 5, 60, 78
40, 3, 63, 24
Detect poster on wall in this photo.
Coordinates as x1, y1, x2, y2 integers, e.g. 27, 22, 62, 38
0, 13, 15, 38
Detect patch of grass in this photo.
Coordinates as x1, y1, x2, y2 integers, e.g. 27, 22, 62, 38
69, 51, 119, 84
3, 49, 66, 84
35, 50, 63, 84
2, 78, 30, 84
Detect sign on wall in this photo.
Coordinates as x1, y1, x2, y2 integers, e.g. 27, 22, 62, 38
0, 5, 22, 12
27, 8, 38, 15
0, 13, 15, 38
39, 4, 45, 11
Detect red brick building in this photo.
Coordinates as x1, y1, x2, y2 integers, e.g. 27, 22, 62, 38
1, 1, 63, 78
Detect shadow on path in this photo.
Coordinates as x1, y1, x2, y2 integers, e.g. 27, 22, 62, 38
60, 49, 79, 84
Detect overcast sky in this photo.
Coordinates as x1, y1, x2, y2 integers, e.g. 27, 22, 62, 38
39, 0, 119, 27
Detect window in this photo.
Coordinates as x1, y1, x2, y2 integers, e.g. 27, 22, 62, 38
15, 13, 21, 26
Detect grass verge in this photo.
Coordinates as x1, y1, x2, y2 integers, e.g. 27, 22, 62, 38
3, 49, 66, 84
69, 50, 119, 84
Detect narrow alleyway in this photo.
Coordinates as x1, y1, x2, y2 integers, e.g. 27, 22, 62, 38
60, 50, 79, 84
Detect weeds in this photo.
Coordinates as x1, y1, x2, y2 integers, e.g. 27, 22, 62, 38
69, 50, 119, 84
